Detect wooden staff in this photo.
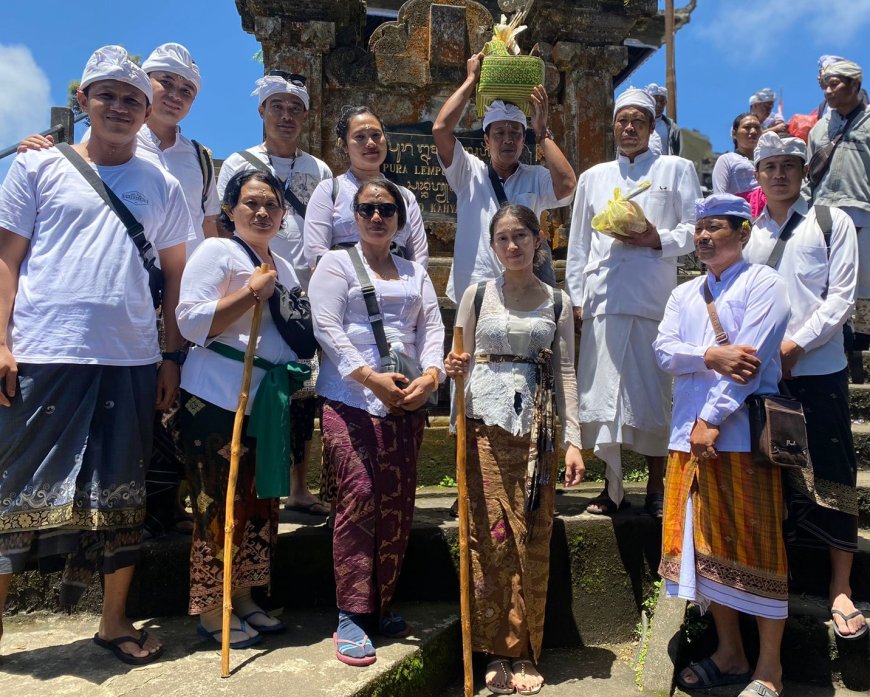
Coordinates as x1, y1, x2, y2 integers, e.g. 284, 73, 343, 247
453, 327, 474, 697
221, 264, 268, 678
665, 0, 677, 122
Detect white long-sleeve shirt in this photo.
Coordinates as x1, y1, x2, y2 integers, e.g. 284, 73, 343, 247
303, 171, 429, 270
309, 245, 445, 417
654, 261, 790, 452
566, 149, 701, 321
744, 198, 857, 377
712, 151, 758, 196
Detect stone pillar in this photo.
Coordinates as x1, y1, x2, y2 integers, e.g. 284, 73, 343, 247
553, 43, 627, 175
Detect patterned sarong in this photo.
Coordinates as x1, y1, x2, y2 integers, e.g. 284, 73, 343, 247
466, 420, 556, 662
660, 450, 788, 601
323, 399, 424, 615
177, 391, 278, 615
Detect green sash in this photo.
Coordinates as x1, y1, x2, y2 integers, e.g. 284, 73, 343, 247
207, 342, 311, 498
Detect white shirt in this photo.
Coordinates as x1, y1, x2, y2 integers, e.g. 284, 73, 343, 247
654, 261, 790, 452
744, 198, 857, 377
438, 139, 571, 303
218, 145, 333, 290
309, 245, 445, 417
565, 149, 701, 321
456, 278, 582, 447
176, 238, 299, 413
0, 148, 191, 365
84, 124, 220, 257
303, 170, 429, 269
712, 152, 758, 196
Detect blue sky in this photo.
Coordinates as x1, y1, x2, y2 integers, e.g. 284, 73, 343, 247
2, 0, 869, 178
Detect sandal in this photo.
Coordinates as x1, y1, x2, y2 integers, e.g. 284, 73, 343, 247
241, 610, 287, 634
485, 658, 514, 695
676, 656, 752, 690
334, 612, 376, 667
196, 621, 262, 650
585, 493, 629, 516
738, 680, 782, 697
830, 607, 869, 640
92, 629, 164, 666
379, 611, 411, 638
511, 659, 544, 695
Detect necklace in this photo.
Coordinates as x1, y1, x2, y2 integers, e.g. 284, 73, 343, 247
502, 280, 540, 304
262, 145, 298, 183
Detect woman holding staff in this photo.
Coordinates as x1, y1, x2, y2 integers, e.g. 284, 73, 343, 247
176, 170, 308, 648
445, 204, 585, 695
309, 177, 444, 666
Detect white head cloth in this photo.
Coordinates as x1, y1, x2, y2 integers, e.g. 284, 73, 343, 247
753, 131, 807, 165
645, 83, 668, 98
819, 54, 847, 71
80, 45, 153, 102
613, 88, 656, 121
251, 75, 309, 110
482, 100, 527, 130
142, 43, 202, 93
822, 60, 863, 82
749, 88, 776, 106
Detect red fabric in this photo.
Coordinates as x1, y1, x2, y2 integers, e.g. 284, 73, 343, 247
788, 113, 818, 142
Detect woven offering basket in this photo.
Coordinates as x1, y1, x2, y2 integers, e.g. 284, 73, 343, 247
476, 54, 545, 118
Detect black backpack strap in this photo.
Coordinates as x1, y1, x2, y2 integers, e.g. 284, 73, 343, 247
56, 142, 157, 272
814, 204, 833, 258
765, 210, 805, 270
191, 139, 213, 214
487, 164, 509, 207
473, 281, 487, 322
237, 150, 307, 219
331, 176, 340, 204
552, 288, 562, 350
345, 246, 392, 368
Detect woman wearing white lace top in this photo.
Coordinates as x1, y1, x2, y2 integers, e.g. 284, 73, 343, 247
445, 204, 584, 696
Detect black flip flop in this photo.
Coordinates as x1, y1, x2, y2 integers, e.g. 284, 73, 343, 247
92, 630, 164, 665
284, 501, 330, 516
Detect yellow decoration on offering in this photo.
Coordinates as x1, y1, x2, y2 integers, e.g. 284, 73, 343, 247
591, 183, 652, 238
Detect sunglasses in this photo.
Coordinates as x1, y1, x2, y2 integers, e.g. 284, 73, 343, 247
267, 70, 306, 87
354, 202, 398, 219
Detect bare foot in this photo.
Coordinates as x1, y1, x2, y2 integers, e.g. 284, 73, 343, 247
97, 618, 162, 660
512, 658, 544, 694
678, 652, 751, 687
485, 656, 513, 694
830, 592, 868, 637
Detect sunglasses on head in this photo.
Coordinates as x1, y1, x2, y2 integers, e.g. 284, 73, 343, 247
267, 70, 306, 87
354, 202, 398, 219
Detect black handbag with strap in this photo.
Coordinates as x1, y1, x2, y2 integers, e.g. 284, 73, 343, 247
345, 246, 438, 408
231, 236, 318, 359
57, 142, 164, 308
703, 283, 810, 471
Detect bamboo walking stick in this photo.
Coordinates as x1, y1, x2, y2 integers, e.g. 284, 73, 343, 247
453, 327, 474, 697
221, 265, 268, 678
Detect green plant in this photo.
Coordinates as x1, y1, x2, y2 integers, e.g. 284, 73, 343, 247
438, 474, 456, 488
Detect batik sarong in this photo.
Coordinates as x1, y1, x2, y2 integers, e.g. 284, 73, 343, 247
0, 363, 155, 606
660, 450, 788, 604
466, 420, 556, 662
177, 390, 278, 615
322, 399, 424, 615
784, 369, 859, 553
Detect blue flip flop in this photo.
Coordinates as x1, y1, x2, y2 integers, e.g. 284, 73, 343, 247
196, 620, 263, 649
334, 612, 376, 666
379, 611, 411, 638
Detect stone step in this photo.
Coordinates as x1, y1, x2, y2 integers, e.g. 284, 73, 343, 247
0, 602, 461, 697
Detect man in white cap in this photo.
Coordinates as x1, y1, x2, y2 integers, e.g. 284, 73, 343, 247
217, 71, 332, 516
566, 87, 701, 517
645, 83, 682, 156
808, 59, 870, 381
432, 52, 576, 304
744, 131, 867, 641
0, 45, 192, 663
749, 88, 788, 135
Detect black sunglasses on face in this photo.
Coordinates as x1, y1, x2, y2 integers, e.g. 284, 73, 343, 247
267, 69, 306, 87
354, 202, 398, 219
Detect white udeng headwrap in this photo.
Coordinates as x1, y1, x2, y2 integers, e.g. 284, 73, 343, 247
482, 100, 528, 130
645, 82, 667, 98
753, 131, 807, 165
749, 87, 776, 106
822, 60, 863, 82
251, 75, 309, 110
819, 54, 847, 71
142, 43, 202, 93
613, 87, 656, 121
80, 45, 153, 102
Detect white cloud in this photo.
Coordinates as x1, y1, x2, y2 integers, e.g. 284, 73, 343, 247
700, 0, 870, 61
0, 45, 51, 178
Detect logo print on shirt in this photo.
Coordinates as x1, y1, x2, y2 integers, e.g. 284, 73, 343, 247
122, 191, 149, 206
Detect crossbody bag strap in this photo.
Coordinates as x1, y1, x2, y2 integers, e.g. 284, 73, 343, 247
191, 139, 213, 214
765, 211, 805, 270
345, 246, 392, 367
56, 142, 157, 271
238, 150, 307, 219
702, 283, 730, 346
487, 164, 509, 207
551, 287, 562, 350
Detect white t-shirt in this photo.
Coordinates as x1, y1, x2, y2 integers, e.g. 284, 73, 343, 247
177, 237, 300, 413
438, 139, 571, 303
218, 145, 333, 290
0, 148, 192, 365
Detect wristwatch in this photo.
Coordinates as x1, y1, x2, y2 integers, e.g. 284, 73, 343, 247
161, 350, 187, 366
537, 128, 554, 143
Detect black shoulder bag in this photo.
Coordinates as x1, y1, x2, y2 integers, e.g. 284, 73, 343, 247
231, 236, 318, 359
345, 246, 438, 408
57, 142, 164, 308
